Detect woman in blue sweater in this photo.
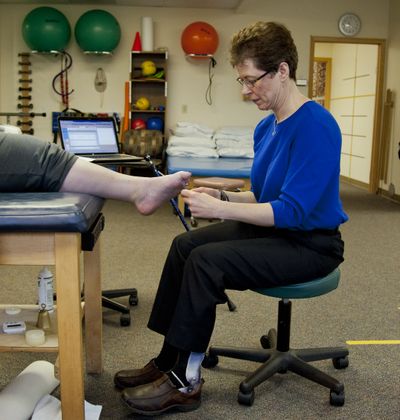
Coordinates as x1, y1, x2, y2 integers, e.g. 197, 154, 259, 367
119, 21, 348, 415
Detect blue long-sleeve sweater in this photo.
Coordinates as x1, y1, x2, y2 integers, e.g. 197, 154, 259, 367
251, 101, 348, 230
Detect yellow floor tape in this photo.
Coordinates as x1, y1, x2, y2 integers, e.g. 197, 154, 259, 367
346, 340, 400, 345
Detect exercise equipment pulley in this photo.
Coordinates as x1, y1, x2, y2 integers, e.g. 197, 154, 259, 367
52, 51, 74, 108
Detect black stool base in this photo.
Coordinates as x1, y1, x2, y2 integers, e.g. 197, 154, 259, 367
208, 334, 348, 388
203, 298, 349, 407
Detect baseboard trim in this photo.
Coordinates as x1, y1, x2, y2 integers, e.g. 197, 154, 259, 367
377, 188, 400, 204
340, 176, 400, 204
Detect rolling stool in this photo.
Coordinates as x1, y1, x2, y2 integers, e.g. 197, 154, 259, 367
190, 177, 245, 227
202, 269, 349, 407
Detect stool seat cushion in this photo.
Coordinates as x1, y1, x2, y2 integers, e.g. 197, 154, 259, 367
254, 269, 340, 299
0, 192, 104, 232
167, 156, 252, 178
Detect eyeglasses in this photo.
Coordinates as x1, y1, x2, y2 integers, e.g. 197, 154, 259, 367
236, 71, 271, 88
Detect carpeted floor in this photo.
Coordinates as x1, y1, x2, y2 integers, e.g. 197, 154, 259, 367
0, 182, 399, 419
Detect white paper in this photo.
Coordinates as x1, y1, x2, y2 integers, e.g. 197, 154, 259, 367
0, 361, 59, 420
32, 395, 102, 420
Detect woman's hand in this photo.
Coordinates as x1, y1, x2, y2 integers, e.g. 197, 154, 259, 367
191, 186, 221, 199
181, 188, 275, 226
180, 189, 223, 219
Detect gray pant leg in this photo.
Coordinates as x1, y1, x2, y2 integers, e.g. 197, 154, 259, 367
0, 133, 78, 192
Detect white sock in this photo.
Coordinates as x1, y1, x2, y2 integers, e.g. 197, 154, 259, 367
178, 352, 204, 393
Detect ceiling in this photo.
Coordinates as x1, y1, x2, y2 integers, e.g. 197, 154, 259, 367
0, 0, 243, 9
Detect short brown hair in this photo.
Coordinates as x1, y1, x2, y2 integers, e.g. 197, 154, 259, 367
230, 22, 298, 80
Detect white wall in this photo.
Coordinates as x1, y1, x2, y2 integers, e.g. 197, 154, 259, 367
0, 1, 390, 137
1, 0, 397, 192
1, 4, 268, 142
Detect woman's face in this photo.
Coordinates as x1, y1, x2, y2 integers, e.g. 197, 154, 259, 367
236, 59, 281, 112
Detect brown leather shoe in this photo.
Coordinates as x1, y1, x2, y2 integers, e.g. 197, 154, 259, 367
121, 373, 203, 416
114, 359, 164, 389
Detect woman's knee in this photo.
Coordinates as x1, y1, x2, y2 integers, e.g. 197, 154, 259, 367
185, 245, 225, 283
171, 229, 208, 260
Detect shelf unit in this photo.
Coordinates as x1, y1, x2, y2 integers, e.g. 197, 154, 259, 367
130, 51, 168, 140
0, 303, 84, 352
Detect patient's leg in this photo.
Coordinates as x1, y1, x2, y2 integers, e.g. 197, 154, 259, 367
60, 158, 191, 215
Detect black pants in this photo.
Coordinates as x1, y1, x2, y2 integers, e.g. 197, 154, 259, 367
148, 220, 344, 353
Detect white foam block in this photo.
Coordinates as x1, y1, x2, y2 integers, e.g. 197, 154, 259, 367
0, 360, 59, 420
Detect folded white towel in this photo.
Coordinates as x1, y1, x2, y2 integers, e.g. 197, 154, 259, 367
172, 126, 213, 139
214, 133, 253, 142
215, 139, 253, 148
216, 126, 254, 136
217, 148, 254, 158
168, 135, 216, 148
167, 146, 219, 158
176, 121, 214, 134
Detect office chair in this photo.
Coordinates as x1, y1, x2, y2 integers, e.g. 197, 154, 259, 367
101, 288, 138, 326
202, 269, 349, 407
56, 288, 138, 326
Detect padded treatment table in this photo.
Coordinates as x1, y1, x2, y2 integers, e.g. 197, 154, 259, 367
0, 192, 105, 419
167, 156, 253, 212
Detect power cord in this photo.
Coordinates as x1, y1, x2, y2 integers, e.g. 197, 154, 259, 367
205, 57, 217, 105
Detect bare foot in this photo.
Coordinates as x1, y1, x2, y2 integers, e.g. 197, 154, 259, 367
135, 171, 191, 215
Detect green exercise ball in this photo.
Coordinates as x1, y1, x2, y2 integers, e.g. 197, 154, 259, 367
75, 10, 121, 53
22, 7, 71, 52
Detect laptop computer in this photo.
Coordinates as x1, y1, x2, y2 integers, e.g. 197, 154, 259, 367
58, 116, 142, 163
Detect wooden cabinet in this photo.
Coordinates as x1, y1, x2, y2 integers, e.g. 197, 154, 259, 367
130, 51, 168, 139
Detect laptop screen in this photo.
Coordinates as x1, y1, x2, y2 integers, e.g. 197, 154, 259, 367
58, 117, 120, 155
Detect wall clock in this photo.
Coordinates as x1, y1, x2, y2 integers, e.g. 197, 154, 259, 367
338, 13, 361, 37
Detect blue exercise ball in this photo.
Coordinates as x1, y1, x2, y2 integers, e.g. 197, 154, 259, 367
75, 9, 121, 53
22, 7, 71, 52
147, 117, 164, 131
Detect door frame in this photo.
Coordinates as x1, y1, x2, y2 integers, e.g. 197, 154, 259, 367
308, 36, 386, 193
311, 57, 332, 110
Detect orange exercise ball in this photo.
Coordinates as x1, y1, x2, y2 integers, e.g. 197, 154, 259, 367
181, 21, 219, 56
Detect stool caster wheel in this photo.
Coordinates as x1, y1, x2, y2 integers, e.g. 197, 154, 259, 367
330, 390, 345, 406
332, 356, 349, 369
238, 390, 254, 406
202, 353, 219, 368
260, 329, 276, 349
129, 293, 138, 306
260, 335, 270, 349
120, 313, 131, 327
